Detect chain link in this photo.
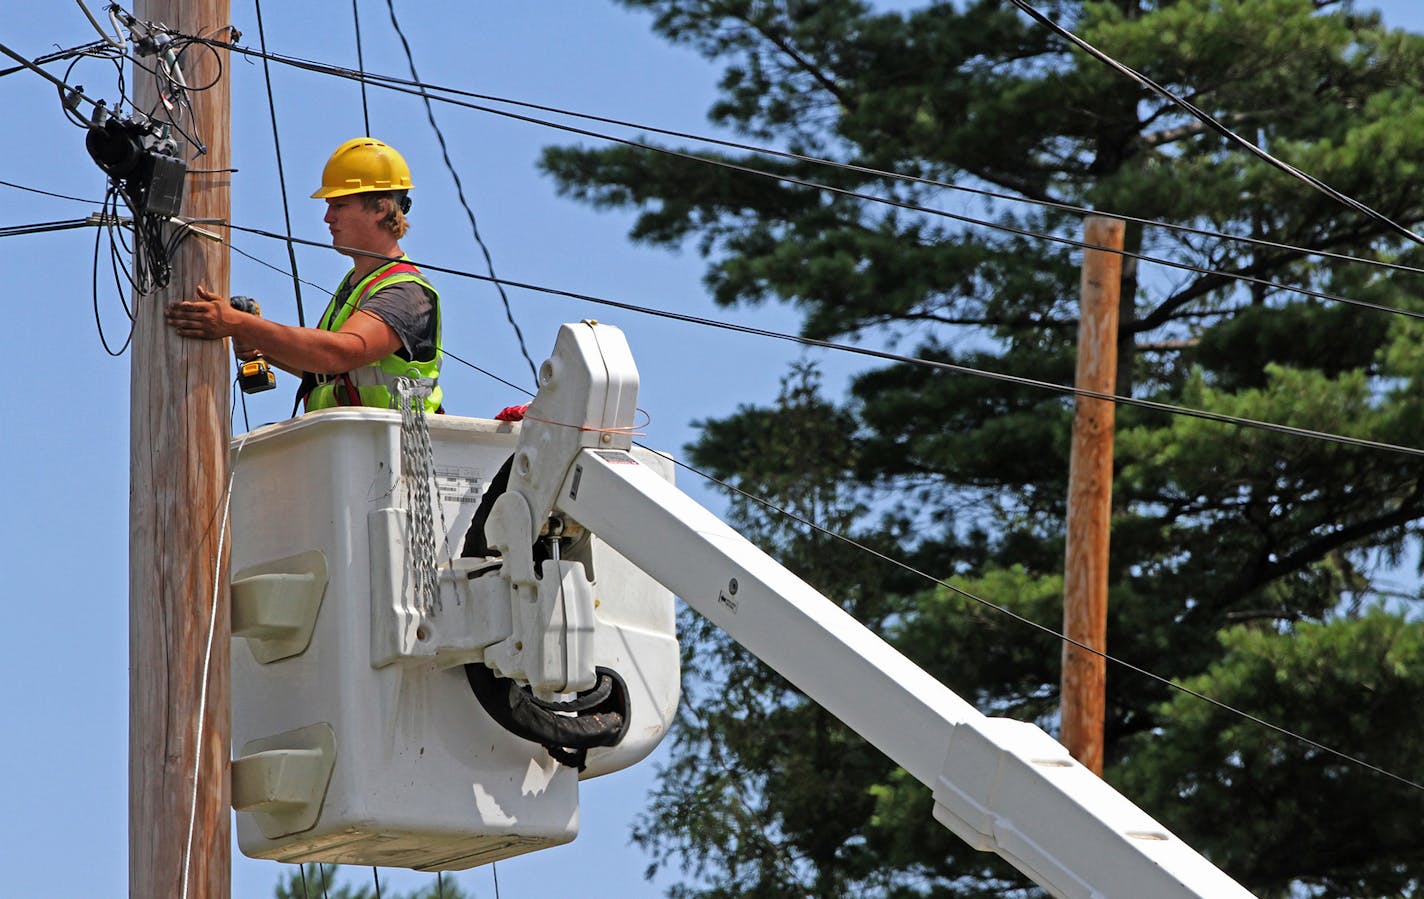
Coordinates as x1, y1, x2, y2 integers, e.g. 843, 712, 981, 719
395, 376, 442, 616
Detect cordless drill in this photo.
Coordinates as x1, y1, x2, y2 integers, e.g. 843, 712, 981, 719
228, 295, 277, 394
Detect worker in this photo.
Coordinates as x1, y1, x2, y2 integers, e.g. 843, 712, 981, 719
165, 137, 443, 414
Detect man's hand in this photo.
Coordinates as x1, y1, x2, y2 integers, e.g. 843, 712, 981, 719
166, 284, 244, 340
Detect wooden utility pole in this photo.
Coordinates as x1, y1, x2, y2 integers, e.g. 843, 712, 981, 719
130, 0, 232, 896
1060, 216, 1125, 776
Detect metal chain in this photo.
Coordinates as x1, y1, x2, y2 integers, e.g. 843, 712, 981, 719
396, 376, 442, 616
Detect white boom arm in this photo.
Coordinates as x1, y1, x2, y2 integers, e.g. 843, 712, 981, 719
484, 322, 1256, 899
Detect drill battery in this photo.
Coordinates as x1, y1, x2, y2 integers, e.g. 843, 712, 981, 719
229, 296, 277, 394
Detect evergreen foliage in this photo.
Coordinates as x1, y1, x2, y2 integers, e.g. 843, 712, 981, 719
544, 2, 1424, 896
271, 865, 470, 899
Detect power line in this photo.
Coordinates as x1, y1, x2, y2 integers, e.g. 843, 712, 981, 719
203, 38, 1424, 284
311, 55, 1424, 281
0, 38, 112, 80
3, 180, 1420, 460
12, 33, 1418, 333
199, 39, 1424, 326
1006, 0, 1424, 250
352, 0, 371, 134
441, 346, 531, 399
223, 220, 1424, 462
93, 219, 132, 357
441, 280, 1424, 825
9, 18, 1408, 847
229, 240, 333, 297
187, 234, 1424, 805
0, 39, 102, 109
382, 0, 540, 386
667, 450, 1424, 795
406, 85, 1424, 281
0, 179, 101, 204
0, 218, 96, 238
253, 0, 307, 325
112, 221, 1420, 803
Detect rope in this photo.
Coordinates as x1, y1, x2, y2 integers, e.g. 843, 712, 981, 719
521, 408, 650, 437
180, 430, 248, 899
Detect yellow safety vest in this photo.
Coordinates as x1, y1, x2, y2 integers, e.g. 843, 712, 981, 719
304, 258, 443, 413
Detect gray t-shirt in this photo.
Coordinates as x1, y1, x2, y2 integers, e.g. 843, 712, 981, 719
346, 279, 438, 363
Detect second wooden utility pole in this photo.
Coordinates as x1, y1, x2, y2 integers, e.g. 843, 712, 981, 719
130, 0, 232, 896
1060, 215, 1125, 776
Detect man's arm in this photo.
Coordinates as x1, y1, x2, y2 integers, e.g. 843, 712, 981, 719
166, 284, 401, 374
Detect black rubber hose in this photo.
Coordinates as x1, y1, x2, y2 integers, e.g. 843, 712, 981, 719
465, 663, 630, 770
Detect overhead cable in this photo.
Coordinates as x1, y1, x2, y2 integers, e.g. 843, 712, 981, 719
0, 38, 112, 79
253, 0, 307, 325
91, 203, 134, 357
352, 0, 371, 134
204, 235, 1424, 796
75, 0, 126, 49
0, 178, 102, 204
0, 218, 97, 238
1007, 0, 1424, 250
382, 0, 540, 386
199, 39, 1424, 325
239, 250, 1424, 809
0, 39, 102, 109
441, 346, 532, 399
672, 451, 1424, 795
314, 56, 1424, 280
204, 39, 1424, 285
229, 241, 333, 297
223, 221, 1424, 462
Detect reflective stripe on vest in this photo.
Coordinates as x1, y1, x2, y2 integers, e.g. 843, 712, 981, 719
305, 257, 443, 413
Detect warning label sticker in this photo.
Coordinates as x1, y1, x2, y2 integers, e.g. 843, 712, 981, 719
435, 466, 486, 505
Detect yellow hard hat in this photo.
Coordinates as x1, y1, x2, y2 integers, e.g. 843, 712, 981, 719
311, 137, 413, 199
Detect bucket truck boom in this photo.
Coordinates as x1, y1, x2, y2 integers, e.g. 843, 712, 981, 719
476, 320, 1256, 899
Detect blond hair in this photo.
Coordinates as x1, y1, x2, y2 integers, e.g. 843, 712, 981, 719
360, 190, 411, 239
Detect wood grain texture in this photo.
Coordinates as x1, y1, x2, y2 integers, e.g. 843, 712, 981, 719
1060, 216, 1124, 776
130, 1, 232, 895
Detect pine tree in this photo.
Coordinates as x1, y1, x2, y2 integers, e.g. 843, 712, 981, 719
545, 2, 1424, 896
271, 865, 471, 899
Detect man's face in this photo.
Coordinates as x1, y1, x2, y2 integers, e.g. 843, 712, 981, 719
323, 195, 387, 255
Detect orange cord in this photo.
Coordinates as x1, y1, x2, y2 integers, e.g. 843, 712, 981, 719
520, 406, 651, 437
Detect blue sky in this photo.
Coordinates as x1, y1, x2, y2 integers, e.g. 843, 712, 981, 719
2, 2, 1422, 897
